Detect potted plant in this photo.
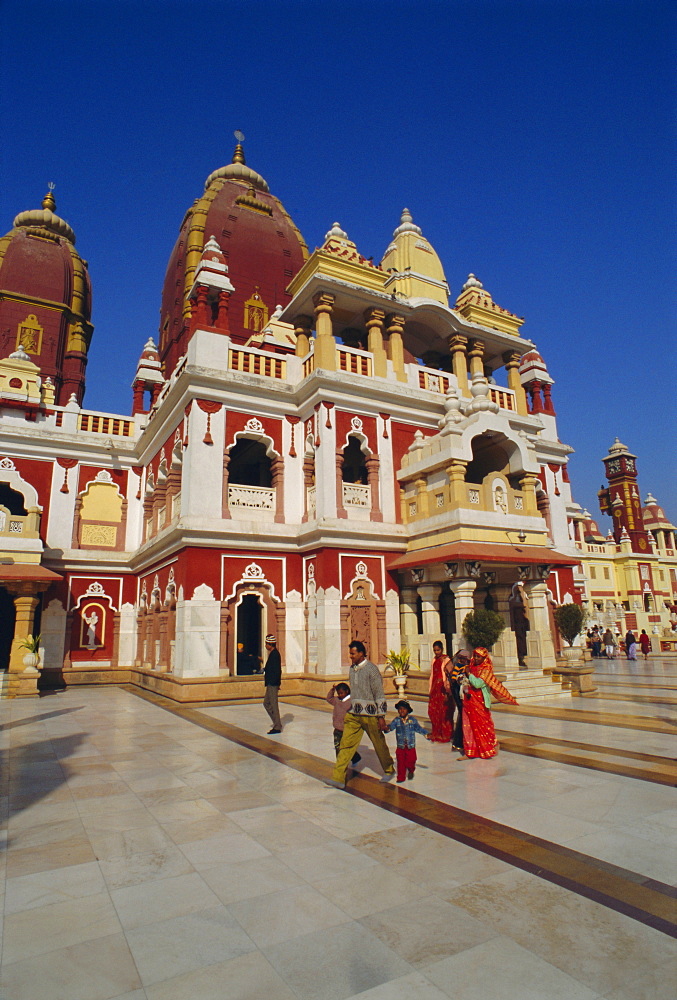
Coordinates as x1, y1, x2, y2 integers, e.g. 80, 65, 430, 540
461, 609, 506, 651
19, 633, 42, 672
384, 648, 410, 695
553, 603, 586, 660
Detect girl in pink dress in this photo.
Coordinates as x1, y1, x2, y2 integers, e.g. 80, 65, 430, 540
428, 641, 454, 742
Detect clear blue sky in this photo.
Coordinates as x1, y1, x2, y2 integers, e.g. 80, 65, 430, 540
2, 0, 675, 524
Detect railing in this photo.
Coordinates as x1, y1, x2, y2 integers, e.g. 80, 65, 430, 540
338, 346, 372, 377
306, 486, 316, 517
228, 347, 286, 380
302, 352, 315, 378
228, 485, 275, 510
51, 409, 135, 436
418, 369, 450, 393
342, 483, 371, 508
489, 387, 516, 411
0, 510, 26, 534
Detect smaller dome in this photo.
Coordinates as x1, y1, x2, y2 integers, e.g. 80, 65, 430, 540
607, 437, 630, 456
13, 187, 76, 244
204, 144, 269, 193
462, 273, 483, 290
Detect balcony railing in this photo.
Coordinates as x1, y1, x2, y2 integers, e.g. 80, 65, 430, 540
228, 347, 286, 380
342, 483, 371, 508
338, 346, 372, 377
228, 485, 275, 510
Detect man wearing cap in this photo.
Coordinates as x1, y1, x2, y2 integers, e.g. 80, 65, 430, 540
263, 635, 282, 734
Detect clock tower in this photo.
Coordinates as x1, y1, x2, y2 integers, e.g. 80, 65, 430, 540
598, 438, 652, 553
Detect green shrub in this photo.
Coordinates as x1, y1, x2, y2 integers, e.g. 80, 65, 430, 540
553, 603, 586, 646
461, 609, 506, 651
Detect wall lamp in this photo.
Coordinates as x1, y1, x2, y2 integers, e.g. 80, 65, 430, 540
507, 529, 527, 544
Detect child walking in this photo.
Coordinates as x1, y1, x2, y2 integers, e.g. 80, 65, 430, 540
326, 683, 361, 765
386, 700, 430, 782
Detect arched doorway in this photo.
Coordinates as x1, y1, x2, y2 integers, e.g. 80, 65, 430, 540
439, 584, 456, 652
0, 587, 15, 670
236, 593, 263, 674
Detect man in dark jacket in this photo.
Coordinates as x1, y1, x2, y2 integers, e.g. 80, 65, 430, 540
263, 634, 282, 733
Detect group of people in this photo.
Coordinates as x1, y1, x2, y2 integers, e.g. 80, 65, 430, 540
427, 641, 518, 758
321, 639, 518, 790
586, 626, 652, 661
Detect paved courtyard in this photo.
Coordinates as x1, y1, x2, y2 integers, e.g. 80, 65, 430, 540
1, 658, 675, 999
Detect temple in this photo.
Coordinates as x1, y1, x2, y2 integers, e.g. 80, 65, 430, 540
1, 146, 675, 698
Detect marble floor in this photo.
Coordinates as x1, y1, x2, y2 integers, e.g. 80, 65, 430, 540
1, 658, 675, 1000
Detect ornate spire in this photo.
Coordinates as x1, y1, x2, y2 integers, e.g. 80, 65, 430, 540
42, 183, 56, 212
393, 208, 422, 238
232, 143, 246, 165
324, 221, 348, 242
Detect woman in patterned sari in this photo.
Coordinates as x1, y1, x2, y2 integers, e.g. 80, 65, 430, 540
462, 647, 518, 759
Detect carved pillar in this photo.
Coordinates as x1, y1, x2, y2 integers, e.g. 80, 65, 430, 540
519, 474, 539, 516
132, 383, 145, 415
415, 477, 429, 519
72, 496, 82, 548
375, 603, 387, 664
448, 579, 477, 652
302, 454, 314, 522
503, 350, 528, 415
336, 448, 346, 518
529, 380, 544, 413
449, 334, 469, 394
312, 292, 336, 370
490, 584, 520, 670
522, 580, 556, 668
446, 460, 468, 507
293, 314, 313, 358
221, 451, 231, 519
364, 307, 388, 378
272, 455, 285, 524
7, 587, 41, 698
385, 313, 407, 381
468, 339, 484, 378
542, 382, 556, 415
417, 583, 442, 661
158, 612, 169, 671
537, 490, 553, 541
216, 290, 230, 333
365, 455, 382, 523
399, 586, 419, 647
195, 285, 210, 327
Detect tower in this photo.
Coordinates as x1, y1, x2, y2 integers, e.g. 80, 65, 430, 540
598, 438, 652, 553
0, 186, 93, 405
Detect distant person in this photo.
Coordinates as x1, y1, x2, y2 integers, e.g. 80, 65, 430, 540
236, 642, 257, 675
591, 628, 602, 658
325, 641, 395, 789
625, 631, 637, 661
262, 635, 282, 733
386, 700, 430, 782
602, 629, 616, 659
638, 629, 651, 660
326, 682, 361, 765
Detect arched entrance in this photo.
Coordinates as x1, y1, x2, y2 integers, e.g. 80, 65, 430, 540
0, 586, 15, 670
236, 592, 263, 674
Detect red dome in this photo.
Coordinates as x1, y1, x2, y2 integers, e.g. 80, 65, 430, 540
159, 147, 308, 378
0, 190, 93, 405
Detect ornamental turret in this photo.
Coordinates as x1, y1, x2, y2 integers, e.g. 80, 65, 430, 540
380, 209, 449, 304
0, 186, 93, 405
598, 438, 652, 553
131, 338, 165, 415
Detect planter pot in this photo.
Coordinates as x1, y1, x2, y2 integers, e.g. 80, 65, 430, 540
22, 652, 40, 673
560, 646, 584, 663
393, 674, 407, 697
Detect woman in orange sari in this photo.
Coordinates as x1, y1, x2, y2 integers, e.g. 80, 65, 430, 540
461, 647, 518, 759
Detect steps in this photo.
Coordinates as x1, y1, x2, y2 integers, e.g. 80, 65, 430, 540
496, 667, 571, 702
0, 670, 8, 700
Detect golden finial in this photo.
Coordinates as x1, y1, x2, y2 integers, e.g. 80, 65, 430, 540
232, 129, 246, 164
42, 182, 56, 212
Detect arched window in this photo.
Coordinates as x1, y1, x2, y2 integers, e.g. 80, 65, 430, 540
342, 436, 368, 484
464, 434, 510, 485
0, 483, 28, 515
228, 439, 272, 487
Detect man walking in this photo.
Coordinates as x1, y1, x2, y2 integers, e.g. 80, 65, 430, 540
326, 640, 395, 788
263, 634, 282, 734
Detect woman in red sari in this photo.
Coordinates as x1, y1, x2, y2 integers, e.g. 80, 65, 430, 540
428, 641, 453, 742
462, 647, 518, 759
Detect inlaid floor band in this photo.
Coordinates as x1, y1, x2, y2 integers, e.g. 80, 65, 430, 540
126, 686, 677, 940
495, 703, 676, 734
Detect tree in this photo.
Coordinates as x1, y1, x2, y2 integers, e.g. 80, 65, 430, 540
553, 603, 586, 647
462, 609, 506, 651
